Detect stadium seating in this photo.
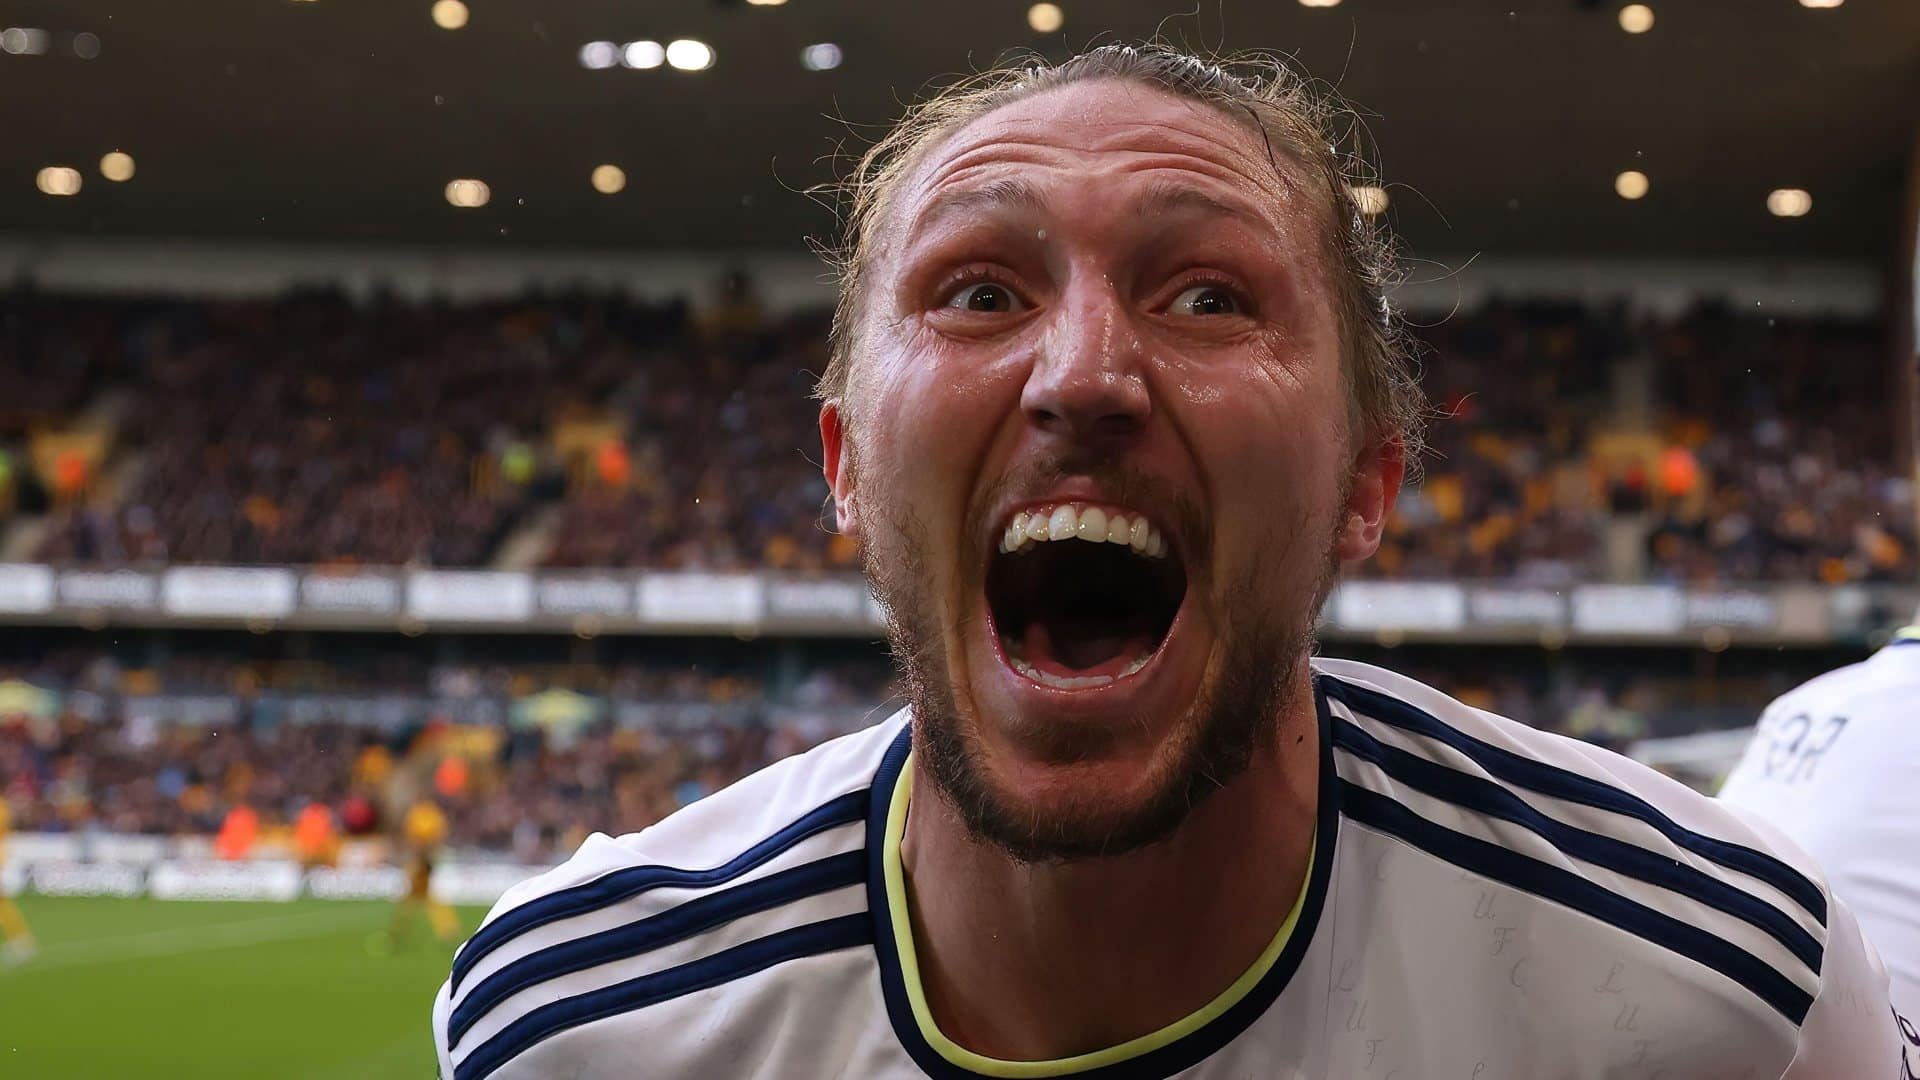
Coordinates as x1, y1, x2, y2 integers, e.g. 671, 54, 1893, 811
0, 653, 894, 859
0, 635, 1838, 853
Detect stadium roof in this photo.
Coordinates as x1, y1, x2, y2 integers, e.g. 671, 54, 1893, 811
1, 0, 1915, 259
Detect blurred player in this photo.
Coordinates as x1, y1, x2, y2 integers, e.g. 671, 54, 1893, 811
294, 799, 340, 869
0, 792, 33, 964
1720, 621, 1920, 1024
391, 796, 459, 946
434, 44, 1908, 1078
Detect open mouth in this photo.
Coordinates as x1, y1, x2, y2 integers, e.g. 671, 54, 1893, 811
985, 504, 1188, 690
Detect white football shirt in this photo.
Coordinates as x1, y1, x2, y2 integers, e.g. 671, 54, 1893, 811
1720, 629, 1920, 1027
435, 658, 1909, 1079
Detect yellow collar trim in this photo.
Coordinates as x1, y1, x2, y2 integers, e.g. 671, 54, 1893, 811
1894, 626, 1920, 642
881, 754, 1314, 1078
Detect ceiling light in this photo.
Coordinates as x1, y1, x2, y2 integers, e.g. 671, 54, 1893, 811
72, 31, 99, 58
36, 167, 81, 196
100, 152, 135, 182
444, 178, 489, 208
665, 39, 713, 71
579, 41, 617, 69
430, 0, 469, 30
1798, 0, 1842, 7
1618, 4, 1654, 33
622, 40, 664, 69
1614, 170, 1649, 199
1298, 0, 1343, 7
1766, 189, 1812, 217
1027, 4, 1064, 32
591, 165, 626, 195
746, 0, 788, 5
801, 43, 842, 71
1, 27, 49, 55
1347, 186, 1389, 216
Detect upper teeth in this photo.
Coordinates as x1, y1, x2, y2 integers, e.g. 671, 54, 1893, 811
999, 503, 1168, 558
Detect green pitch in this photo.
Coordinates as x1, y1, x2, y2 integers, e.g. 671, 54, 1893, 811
0, 896, 487, 1079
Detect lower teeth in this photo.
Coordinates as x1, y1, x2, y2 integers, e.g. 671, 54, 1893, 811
1005, 647, 1155, 688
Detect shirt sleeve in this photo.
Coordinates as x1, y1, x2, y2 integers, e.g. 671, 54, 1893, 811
1780, 893, 1907, 1078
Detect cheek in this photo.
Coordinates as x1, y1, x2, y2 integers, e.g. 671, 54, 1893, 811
1206, 416, 1340, 532
855, 329, 1025, 516
1174, 341, 1350, 553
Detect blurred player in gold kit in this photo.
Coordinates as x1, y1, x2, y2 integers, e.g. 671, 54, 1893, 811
0, 794, 35, 964
387, 796, 459, 946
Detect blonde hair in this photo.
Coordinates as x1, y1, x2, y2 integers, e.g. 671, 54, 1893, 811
812, 43, 1424, 457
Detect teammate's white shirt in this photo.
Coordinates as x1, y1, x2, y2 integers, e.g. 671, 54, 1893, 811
1720, 631, 1920, 1027
435, 658, 1910, 1080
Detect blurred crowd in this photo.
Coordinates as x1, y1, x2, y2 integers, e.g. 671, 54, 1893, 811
8, 281, 852, 573
0, 710, 855, 861
25, 289, 665, 566
0, 284, 1908, 583
1362, 302, 1914, 585
0, 654, 895, 861
0, 634, 1810, 856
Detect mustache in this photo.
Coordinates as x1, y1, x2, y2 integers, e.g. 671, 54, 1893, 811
965, 450, 1210, 569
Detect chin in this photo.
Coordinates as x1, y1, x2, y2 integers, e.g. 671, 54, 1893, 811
978, 723, 1188, 814
916, 629, 1248, 864
921, 705, 1227, 864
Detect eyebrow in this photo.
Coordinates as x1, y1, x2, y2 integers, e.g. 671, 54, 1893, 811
903, 177, 1046, 248
1129, 178, 1272, 233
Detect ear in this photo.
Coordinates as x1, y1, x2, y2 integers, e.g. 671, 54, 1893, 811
1335, 433, 1404, 562
819, 401, 860, 541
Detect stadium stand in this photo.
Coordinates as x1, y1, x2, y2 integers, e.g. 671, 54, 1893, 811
0, 648, 896, 861
1362, 301, 1914, 584
0, 630, 1859, 859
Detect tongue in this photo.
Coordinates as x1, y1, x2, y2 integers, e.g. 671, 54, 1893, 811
1020, 618, 1157, 678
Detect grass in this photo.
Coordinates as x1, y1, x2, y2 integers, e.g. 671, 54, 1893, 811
0, 896, 487, 1079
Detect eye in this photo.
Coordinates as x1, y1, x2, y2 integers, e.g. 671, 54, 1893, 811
1168, 283, 1243, 317
942, 282, 1026, 313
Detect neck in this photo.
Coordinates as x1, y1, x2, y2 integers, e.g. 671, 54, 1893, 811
897, 679, 1322, 1063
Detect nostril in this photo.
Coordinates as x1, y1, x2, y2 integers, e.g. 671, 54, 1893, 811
1092, 411, 1144, 437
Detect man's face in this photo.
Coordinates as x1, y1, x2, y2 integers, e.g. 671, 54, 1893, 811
822, 79, 1398, 860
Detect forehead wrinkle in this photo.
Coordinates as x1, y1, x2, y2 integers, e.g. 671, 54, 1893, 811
920, 122, 1278, 207
891, 104, 1298, 263
892, 159, 1299, 284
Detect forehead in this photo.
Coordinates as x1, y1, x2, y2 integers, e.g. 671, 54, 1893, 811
887, 78, 1305, 244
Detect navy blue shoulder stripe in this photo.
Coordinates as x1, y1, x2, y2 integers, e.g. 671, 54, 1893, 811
448, 849, 866, 1049
1331, 718, 1822, 973
1322, 675, 1827, 925
1340, 780, 1814, 1025
453, 913, 872, 1080
449, 787, 868, 994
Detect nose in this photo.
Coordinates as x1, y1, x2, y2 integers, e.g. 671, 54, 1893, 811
1020, 277, 1151, 447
